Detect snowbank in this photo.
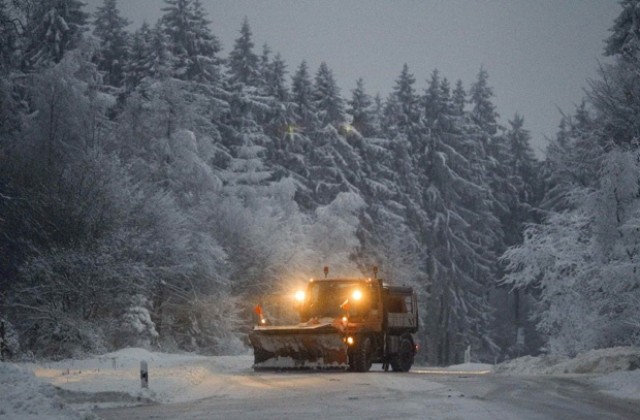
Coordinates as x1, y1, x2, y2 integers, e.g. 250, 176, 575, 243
413, 362, 494, 375
496, 346, 640, 401
26, 347, 253, 408
0, 362, 87, 420
495, 346, 640, 375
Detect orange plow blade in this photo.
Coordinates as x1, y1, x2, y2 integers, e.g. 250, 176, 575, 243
249, 322, 348, 370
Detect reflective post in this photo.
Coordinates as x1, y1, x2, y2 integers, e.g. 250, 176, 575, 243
140, 360, 149, 388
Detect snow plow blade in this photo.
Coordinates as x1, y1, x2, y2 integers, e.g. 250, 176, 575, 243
249, 322, 348, 370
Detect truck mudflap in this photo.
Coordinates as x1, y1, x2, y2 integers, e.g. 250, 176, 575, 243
249, 321, 348, 370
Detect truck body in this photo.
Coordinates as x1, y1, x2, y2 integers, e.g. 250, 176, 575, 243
249, 276, 419, 372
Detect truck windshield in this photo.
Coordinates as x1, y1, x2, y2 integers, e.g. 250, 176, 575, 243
304, 281, 374, 318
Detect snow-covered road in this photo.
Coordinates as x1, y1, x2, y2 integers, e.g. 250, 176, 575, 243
96, 370, 640, 420
94, 367, 639, 420
3, 347, 638, 419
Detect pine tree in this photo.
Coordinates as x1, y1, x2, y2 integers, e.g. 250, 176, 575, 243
93, 0, 130, 87
267, 52, 289, 101
469, 66, 499, 136
0, 0, 19, 73
347, 78, 374, 137
503, 1, 640, 355
21, 0, 89, 68
227, 17, 259, 87
313, 62, 344, 127
161, 0, 221, 82
291, 60, 317, 129
419, 68, 501, 364
423, 69, 446, 127
124, 22, 151, 90
604, 0, 640, 58
147, 21, 174, 82
188, 0, 222, 82
383, 64, 420, 143
452, 80, 466, 116
507, 114, 537, 191
257, 43, 271, 93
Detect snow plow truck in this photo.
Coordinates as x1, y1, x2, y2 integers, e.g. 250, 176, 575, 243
249, 268, 419, 372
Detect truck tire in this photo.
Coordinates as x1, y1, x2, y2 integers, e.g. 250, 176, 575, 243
391, 335, 414, 372
351, 336, 372, 372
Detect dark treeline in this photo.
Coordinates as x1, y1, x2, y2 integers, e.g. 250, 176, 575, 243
1, 0, 637, 362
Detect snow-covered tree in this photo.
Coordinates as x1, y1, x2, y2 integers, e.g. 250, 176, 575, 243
384, 63, 420, 141
469, 66, 499, 136
313, 61, 345, 127
348, 78, 375, 137
291, 60, 317, 129
266, 52, 289, 101
227, 17, 259, 87
92, 0, 129, 87
604, 0, 640, 59
504, 1, 640, 355
161, 0, 222, 82
418, 68, 502, 364
0, 0, 20, 73
21, 0, 89, 69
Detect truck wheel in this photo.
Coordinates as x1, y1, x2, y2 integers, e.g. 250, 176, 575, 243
391, 336, 414, 372
352, 336, 372, 372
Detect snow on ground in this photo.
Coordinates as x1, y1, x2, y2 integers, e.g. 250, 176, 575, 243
414, 362, 494, 375
495, 346, 640, 401
0, 362, 88, 420
26, 348, 254, 406
0, 346, 637, 419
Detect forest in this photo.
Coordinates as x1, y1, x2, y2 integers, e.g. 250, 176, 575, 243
0, 0, 639, 365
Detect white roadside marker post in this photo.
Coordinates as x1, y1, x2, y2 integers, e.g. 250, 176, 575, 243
140, 360, 149, 389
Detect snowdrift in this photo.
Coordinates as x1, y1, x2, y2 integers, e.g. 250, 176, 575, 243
495, 346, 640, 375
495, 346, 640, 401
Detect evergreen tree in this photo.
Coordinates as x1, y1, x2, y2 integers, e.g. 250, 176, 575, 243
267, 52, 289, 101
504, 1, 640, 355
161, 0, 221, 82
313, 62, 344, 127
422, 69, 446, 127
452, 79, 466, 116
0, 0, 19, 73
93, 0, 129, 87
147, 21, 174, 82
257, 43, 271, 93
347, 78, 374, 137
227, 17, 259, 87
370, 93, 384, 137
387, 64, 419, 133
124, 22, 151, 91
604, 0, 640, 58
188, 0, 222, 82
419, 68, 501, 364
291, 60, 317, 129
507, 114, 538, 196
469, 66, 499, 136
21, 0, 89, 68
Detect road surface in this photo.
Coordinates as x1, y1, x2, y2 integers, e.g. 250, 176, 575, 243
94, 366, 639, 420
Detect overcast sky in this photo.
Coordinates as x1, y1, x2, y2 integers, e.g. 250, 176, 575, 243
85, 0, 620, 156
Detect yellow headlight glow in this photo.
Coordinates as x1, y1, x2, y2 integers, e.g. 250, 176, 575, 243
352, 289, 363, 301
295, 290, 306, 302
